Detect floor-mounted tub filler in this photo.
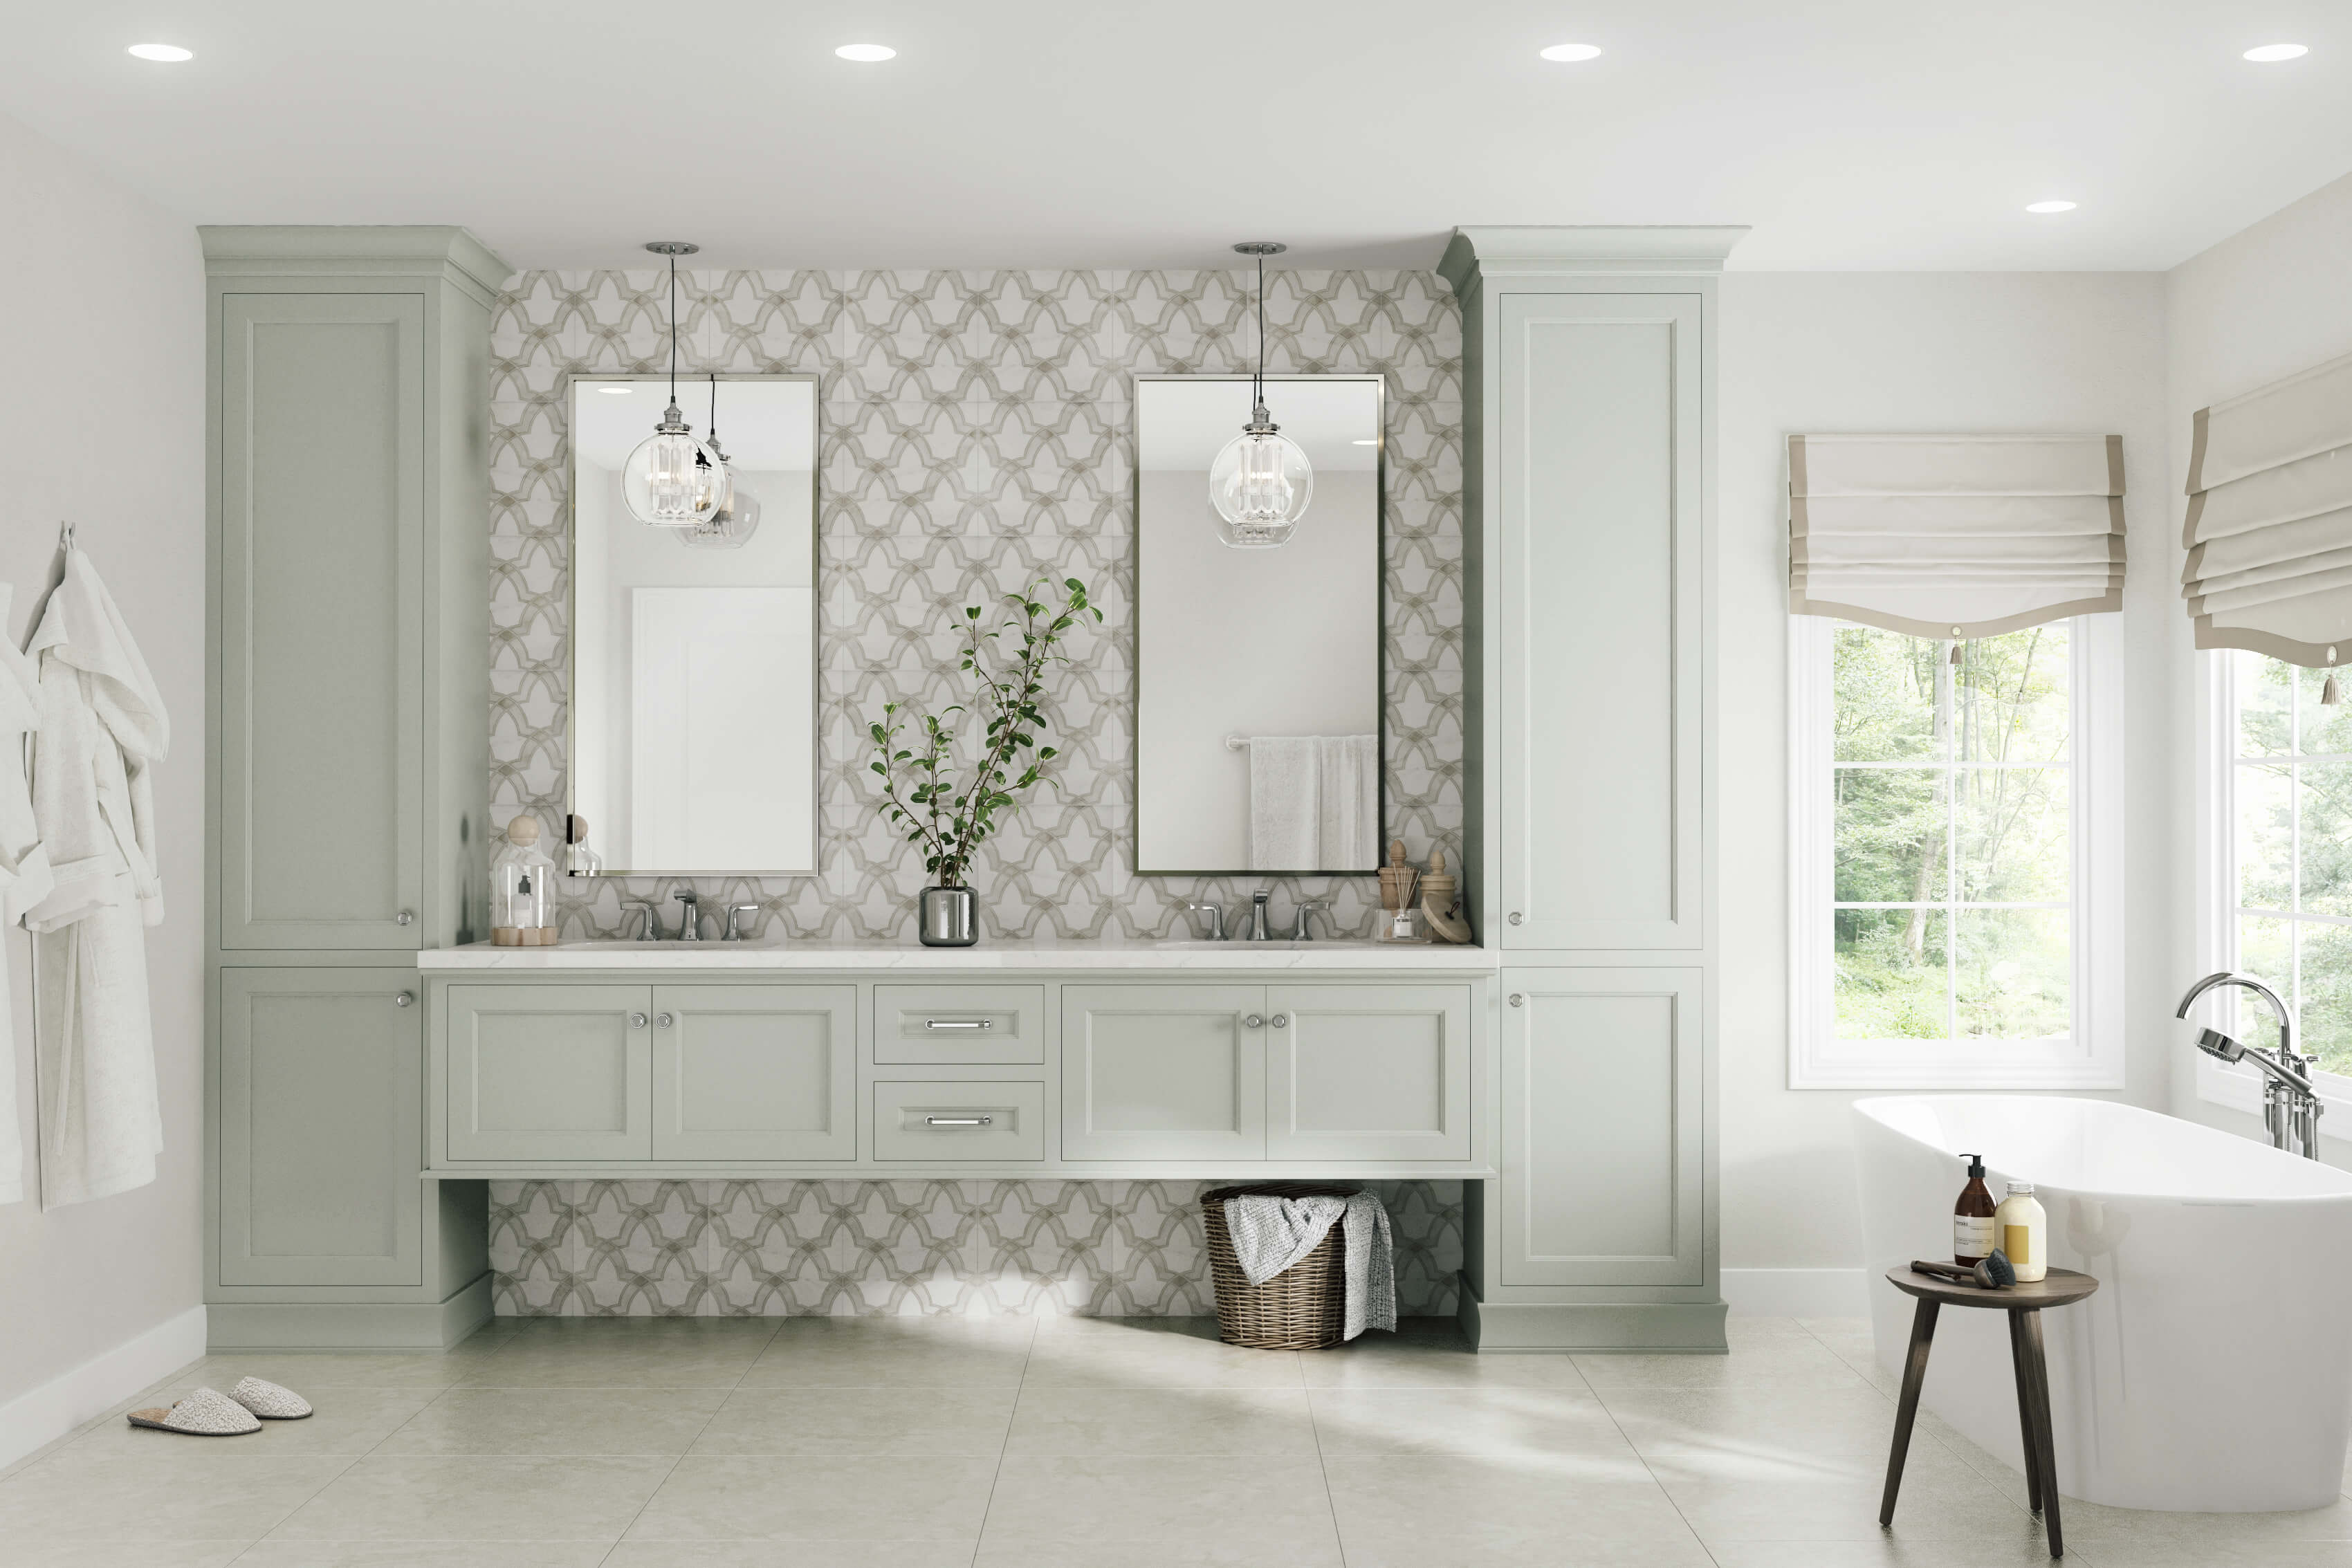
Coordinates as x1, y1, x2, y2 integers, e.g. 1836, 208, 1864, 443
1853, 1094, 2352, 1512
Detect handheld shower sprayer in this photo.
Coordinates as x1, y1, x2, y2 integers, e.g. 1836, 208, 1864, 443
2176, 971, 2324, 1158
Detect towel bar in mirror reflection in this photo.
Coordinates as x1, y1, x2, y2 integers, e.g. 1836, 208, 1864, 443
1134, 374, 1384, 877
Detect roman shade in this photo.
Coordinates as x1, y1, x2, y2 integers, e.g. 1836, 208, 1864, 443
2182, 349, 2352, 671
1788, 433, 2126, 638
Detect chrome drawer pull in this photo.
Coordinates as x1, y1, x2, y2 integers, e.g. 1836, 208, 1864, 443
925, 1115, 993, 1127
924, 1019, 993, 1031
392, 991, 414, 1008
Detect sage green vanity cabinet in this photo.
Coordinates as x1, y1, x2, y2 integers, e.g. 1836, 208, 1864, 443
1061, 985, 1267, 1160
218, 968, 423, 1286
1266, 984, 1471, 1162
653, 984, 856, 1161
446, 984, 652, 1161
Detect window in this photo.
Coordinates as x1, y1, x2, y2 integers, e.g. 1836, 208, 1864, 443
1789, 615, 2122, 1088
2211, 653, 2352, 1078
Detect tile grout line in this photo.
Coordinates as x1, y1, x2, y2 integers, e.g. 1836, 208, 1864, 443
1301, 1354, 1352, 1568
964, 1313, 1041, 1568
1581, 1363, 1729, 1568
590, 1316, 785, 1564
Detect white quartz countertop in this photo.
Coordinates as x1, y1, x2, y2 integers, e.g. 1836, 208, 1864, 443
417, 939, 1499, 972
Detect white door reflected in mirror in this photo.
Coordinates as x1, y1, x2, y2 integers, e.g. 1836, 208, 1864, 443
568, 374, 819, 876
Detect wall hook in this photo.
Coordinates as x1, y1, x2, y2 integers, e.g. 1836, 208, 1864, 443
59, 521, 75, 551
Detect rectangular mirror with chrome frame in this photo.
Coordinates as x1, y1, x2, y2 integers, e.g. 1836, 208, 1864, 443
1134, 373, 1384, 876
566, 372, 819, 876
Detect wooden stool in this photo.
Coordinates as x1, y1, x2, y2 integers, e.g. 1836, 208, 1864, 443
1880, 1265, 2098, 1559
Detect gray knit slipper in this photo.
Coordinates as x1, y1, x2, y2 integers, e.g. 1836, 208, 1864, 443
228, 1376, 313, 1420
127, 1387, 262, 1436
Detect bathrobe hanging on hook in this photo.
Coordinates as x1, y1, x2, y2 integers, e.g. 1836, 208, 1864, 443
0, 584, 55, 1206
21, 545, 168, 1207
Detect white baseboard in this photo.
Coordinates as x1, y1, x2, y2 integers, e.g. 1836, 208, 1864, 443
1721, 1268, 1868, 1318
0, 1304, 208, 1474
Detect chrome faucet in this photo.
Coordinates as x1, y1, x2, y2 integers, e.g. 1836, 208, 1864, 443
625, 898, 664, 941
1289, 899, 1330, 941
1247, 890, 1273, 941
724, 903, 762, 942
1184, 901, 1227, 941
2177, 971, 2326, 1158
672, 889, 702, 941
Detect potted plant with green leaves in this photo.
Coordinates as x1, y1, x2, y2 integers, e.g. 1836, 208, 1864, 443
869, 576, 1101, 945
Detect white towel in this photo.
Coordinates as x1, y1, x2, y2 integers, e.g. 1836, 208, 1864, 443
1222, 1191, 1398, 1341
21, 549, 168, 1208
1247, 737, 1317, 870
0, 585, 55, 1206
1317, 735, 1378, 870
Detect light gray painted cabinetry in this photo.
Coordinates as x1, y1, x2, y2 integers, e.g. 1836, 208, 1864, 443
448, 984, 651, 1161
218, 969, 422, 1286
654, 984, 856, 1160
1266, 984, 1471, 1162
1061, 985, 1267, 1160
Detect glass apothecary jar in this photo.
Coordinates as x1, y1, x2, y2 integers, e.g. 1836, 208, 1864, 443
492, 816, 558, 946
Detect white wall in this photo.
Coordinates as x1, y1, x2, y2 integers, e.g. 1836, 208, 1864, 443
2163, 170, 2352, 1153
1716, 273, 2171, 1304
0, 111, 205, 1459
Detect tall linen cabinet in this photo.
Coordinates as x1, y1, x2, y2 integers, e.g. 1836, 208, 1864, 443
1443, 227, 1740, 1351
203, 226, 508, 1349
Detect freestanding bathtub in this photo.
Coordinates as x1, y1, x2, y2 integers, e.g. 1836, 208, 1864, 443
1853, 1095, 2352, 1511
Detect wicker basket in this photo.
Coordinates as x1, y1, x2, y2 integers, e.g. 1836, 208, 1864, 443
1202, 1183, 1358, 1351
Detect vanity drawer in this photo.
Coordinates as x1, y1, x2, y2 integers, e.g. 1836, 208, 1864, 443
873, 1082, 1047, 1162
873, 985, 1046, 1064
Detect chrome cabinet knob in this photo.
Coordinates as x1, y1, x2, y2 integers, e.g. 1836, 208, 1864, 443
655, 1012, 674, 1028
393, 990, 414, 1008
1270, 1013, 1289, 1028
1509, 993, 1525, 1008
396, 910, 414, 926
630, 1012, 649, 1029
1507, 912, 1523, 925
1243, 1014, 1265, 1029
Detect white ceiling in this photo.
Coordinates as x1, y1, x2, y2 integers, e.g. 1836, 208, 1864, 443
3, 1, 2347, 272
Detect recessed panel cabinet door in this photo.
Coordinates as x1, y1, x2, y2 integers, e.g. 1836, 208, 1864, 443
1267, 985, 1472, 1161
1062, 986, 1267, 1159
652, 985, 856, 1161
447, 985, 650, 1161
219, 968, 421, 1286
1500, 967, 1703, 1286
219, 292, 424, 949
1496, 292, 1702, 950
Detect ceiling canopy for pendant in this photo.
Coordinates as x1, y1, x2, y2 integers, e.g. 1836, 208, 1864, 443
1209, 241, 1313, 550
621, 241, 726, 528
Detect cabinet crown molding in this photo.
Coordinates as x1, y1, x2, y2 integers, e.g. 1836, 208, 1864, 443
199, 224, 513, 299
1440, 225, 1749, 292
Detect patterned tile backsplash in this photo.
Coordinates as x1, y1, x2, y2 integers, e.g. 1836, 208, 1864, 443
488, 1179, 1462, 1319
488, 268, 1463, 941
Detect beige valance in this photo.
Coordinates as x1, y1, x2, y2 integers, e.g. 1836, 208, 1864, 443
2183, 349, 2352, 668
1789, 433, 2126, 639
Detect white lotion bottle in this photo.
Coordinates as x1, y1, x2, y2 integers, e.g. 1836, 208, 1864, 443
1996, 1180, 2048, 1282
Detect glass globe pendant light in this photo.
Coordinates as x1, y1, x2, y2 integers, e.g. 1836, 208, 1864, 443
621, 242, 726, 528
679, 373, 762, 550
1209, 241, 1312, 549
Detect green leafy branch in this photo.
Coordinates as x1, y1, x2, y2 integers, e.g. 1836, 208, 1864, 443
868, 576, 1101, 889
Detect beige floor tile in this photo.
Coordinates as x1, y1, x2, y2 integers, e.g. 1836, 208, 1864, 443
2061, 1545, 2352, 1567
1300, 1334, 1591, 1390
68, 1385, 441, 1459
230, 1545, 613, 1567
1657, 1464, 2037, 1546
609, 1546, 982, 1568
1704, 1543, 2071, 1567
0, 1450, 351, 1543
267, 1454, 675, 1541
1310, 1386, 1639, 1461
454, 1335, 771, 1389
973, 1540, 1344, 1568
181, 1352, 490, 1390
0, 1544, 248, 1567
738, 1318, 1036, 1389
1723, 1316, 1816, 1341
625, 1454, 995, 1541
1334, 1542, 1717, 1568
1574, 1336, 1877, 1392
371, 1386, 729, 1455
1599, 1383, 1912, 1468
1798, 1317, 1875, 1337
1019, 1331, 1303, 1390
2053, 1493, 2352, 1547
691, 1387, 1016, 1455
1323, 1454, 1698, 1548
1004, 1386, 1315, 1456
980, 1454, 1339, 1552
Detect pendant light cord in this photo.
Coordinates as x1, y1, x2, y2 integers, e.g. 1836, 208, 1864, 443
1254, 254, 1266, 411
668, 255, 679, 405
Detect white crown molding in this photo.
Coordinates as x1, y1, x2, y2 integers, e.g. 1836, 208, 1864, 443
1440, 225, 1751, 291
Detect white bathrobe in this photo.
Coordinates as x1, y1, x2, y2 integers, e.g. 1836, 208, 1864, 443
0, 585, 55, 1206
20, 550, 168, 1208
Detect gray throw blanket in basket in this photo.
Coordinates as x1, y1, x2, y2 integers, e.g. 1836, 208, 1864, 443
1222, 1190, 1397, 1339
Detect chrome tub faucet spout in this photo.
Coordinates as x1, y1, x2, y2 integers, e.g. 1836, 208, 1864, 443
2177, 970, 2326, 1157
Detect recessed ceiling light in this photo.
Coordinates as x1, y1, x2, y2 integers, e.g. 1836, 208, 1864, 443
2243, 43, 2309, 62
127, 43, 192, 62
596, 385, 634, 394
2025, 200, 2079, 214
1539, 43, 1602, 62
835, 43, 895, 62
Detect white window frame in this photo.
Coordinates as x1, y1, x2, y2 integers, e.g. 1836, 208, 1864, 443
1788, 613, 2124, 1089
2194, 649, 2352, 1122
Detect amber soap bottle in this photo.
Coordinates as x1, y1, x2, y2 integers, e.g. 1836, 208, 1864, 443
1953, 1153, 1997, 1264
